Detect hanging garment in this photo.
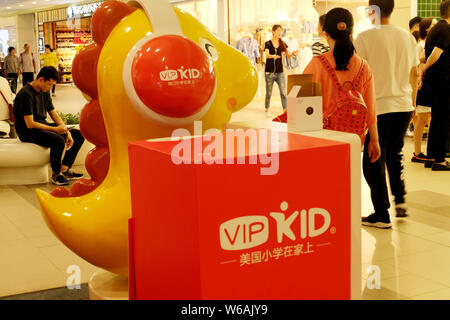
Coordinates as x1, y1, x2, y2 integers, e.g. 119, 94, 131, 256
283, 37, 300, 70
284, 54, 299, 69
236, 37, 260, 65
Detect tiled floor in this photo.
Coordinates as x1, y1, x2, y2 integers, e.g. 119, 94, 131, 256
0, 86, 449, 300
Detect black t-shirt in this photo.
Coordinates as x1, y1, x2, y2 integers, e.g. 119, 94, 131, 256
13, 84, 54, 134
425, 20, 450, 81
265, 40, 287, 73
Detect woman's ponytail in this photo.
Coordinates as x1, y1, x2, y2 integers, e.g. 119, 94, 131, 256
323, 8, 355, 71
333, 30, 355, 70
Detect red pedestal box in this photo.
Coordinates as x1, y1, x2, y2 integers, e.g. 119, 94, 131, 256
128, 129, 351, 300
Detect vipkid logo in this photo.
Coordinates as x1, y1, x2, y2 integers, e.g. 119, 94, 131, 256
160, 66, 201, 81
219, 202, 331, 251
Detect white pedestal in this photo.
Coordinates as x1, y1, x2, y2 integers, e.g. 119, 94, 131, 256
88, 271, 129, 300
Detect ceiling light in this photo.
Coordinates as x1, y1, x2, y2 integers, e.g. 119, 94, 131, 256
32, 1, 37, 4
19, 4, 24, 6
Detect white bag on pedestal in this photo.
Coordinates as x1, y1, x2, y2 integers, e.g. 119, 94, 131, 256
287, 85, 323, 133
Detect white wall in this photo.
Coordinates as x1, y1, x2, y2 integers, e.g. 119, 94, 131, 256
316, 0, 412, 31
0, 17, 17, 56
391, 0, 412, 30
0, 17, 16, 29
16, 14, 38, 61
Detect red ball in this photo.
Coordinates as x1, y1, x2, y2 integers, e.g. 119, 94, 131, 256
70, 179, 98, 197
50, 187, 71, 198
92, 1, 136, 45
80, 100, 108, 147
131, 35, 216, 118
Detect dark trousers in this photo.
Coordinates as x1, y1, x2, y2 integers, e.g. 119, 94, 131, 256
17, 125, 85, 174
363, 112, 413, 218
446, 123, 450, 156
427, 81, 450, 163
52, 84, 56, 94
22, 72, 34, 86
7, 73, 18, 94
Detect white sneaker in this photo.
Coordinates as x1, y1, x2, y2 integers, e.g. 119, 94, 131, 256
265, 109, 271, 118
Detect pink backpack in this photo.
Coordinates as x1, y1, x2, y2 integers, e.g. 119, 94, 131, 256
317, 55, 369, 145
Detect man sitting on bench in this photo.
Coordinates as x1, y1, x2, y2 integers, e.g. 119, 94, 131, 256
13, 66, 85, 186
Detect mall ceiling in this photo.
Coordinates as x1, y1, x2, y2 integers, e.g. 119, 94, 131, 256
0, 0, 91, 17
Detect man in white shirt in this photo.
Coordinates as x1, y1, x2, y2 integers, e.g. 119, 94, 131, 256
355, 0, 419, 228
20, 43, 36, 87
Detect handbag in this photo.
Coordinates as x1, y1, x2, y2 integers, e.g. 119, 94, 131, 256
0, 88, 14, 122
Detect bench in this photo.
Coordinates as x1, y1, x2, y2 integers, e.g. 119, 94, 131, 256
0, 138, 94, 185
0, 138, 50, 185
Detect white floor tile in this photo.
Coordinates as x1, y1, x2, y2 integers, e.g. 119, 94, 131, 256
411, 288, 450, 300
383, 247, 450, 287
361, 228, 446, 264
391, 219, 445, 237
381, 274, 447, 297
0, 216, 25, 242
420, 232, 450, 246
39, 245, 102, 283
361, 261, 410, 281
0, 258, 67, 297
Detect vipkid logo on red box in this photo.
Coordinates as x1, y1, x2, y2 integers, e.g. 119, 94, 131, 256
219, 201, 331, 251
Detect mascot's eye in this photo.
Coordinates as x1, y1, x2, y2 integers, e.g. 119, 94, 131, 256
200, 38, 218, 62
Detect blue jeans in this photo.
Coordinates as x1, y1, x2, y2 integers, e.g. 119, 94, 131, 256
265, 72, 287, 111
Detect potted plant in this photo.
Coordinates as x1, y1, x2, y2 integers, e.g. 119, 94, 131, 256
57, 112, 80, 125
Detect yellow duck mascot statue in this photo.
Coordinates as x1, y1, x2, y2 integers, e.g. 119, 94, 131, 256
36, 0, 258, 279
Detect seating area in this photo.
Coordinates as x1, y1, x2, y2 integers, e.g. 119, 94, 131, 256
0, 137, 93, 185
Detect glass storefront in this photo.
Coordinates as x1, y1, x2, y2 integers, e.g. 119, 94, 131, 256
37, 2, 101, 83
176, 0, 374, 101
0, 18, 17, 75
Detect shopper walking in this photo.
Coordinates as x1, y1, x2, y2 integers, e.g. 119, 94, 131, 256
40, 45, 59, 97
355, 0, 419, 228
412, 18, 437, 163
264, 25, 297, 116
304, 7, 380, 163
20, 44, 36, 87
13, 67, 85, 186
4, 47, 21, 94
421, 0, 450, 171
312, 15, 331, 56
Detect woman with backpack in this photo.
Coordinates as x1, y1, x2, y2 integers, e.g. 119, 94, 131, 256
303, 8, 381, 163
